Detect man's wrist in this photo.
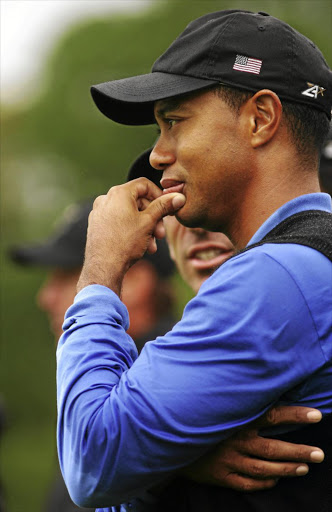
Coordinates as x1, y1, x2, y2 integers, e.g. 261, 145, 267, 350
77, 259, 125, 296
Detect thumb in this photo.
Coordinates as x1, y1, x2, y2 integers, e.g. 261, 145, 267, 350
146, 192, 186, 223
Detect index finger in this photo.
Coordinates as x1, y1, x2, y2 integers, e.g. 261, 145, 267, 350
254, 406, 322, 429
124, 177, 163, 203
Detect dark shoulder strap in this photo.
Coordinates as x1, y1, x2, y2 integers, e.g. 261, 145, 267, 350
235, 210, 332, 262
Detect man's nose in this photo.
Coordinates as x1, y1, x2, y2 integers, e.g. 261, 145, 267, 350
149, 139, 176, 170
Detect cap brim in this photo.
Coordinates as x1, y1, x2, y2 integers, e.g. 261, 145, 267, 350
91, 72, 218, 126
8, 243, 83, 268
127, 148, 163, 189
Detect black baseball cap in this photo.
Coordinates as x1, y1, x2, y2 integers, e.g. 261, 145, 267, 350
91, 10, 332, 125
9, 195, 174, 278
127, 148, 161, 189
9, 199, 94, 268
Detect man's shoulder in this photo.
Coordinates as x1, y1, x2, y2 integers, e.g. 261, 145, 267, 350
193, 243, 330, 354
204, 241, 330, 306
225, 240, 331, 274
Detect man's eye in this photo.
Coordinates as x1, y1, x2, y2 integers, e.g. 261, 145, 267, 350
155, 119, 178, 135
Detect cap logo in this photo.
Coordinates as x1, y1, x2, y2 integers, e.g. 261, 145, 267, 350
301, 82, 326, 99
233, 54, 262, 75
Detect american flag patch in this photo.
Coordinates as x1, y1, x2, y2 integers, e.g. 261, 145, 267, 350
233, 54, 262, 75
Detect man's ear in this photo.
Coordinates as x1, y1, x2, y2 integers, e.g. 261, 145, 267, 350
243, 90, 282, 148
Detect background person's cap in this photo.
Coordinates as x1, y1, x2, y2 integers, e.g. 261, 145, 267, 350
9, 194, 175, 279
127, 148, 161, 189
91, 9, 332, 125
8, 199, 94, 268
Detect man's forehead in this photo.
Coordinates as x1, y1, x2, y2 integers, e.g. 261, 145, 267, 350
154, 96, 187, 118
154, 87, 215, 118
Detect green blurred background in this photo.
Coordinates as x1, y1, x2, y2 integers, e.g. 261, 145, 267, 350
1, 1, 331, 510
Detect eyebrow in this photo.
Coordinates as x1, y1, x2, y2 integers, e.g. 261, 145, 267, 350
155, 97, 185, 119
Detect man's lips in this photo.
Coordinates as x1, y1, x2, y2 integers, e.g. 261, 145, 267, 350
187, 242, 234, 270
160, 178, 184, 195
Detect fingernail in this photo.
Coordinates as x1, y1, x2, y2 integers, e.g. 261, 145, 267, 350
306, 410, 322, 422
296, 465, 309, 476
172, 193, 186, 210
310, 450, 325, 462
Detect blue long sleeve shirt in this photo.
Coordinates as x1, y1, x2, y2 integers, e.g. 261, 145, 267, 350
56, 193, 332, 510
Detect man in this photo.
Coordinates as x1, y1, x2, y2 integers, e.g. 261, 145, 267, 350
57, 11, 332, 510
11, 194, 323, 512
127, 149, 332, 509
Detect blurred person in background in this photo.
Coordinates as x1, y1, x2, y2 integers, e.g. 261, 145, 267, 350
9, 200, 96, 512
9, 199, 176, 351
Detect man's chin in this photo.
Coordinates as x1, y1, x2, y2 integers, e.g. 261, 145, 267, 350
176, 209, 229, 234
175, 209, 203, 229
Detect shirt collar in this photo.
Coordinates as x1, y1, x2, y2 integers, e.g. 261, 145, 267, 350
248, 193, 332, 246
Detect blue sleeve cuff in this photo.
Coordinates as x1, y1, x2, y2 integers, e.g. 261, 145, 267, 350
62, 284, 130, 332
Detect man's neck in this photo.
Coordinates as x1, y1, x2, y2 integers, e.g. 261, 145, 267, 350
229, 171, 321, 250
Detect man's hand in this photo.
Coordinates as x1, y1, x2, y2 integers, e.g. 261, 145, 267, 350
77, 178, 185, 295
180, 406, 324, 492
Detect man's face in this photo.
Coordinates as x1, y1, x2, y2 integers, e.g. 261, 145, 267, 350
36, 262, 160, 344
37, 267, 82, 340
151, 89, 250, 233
163, 215, 234, 293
